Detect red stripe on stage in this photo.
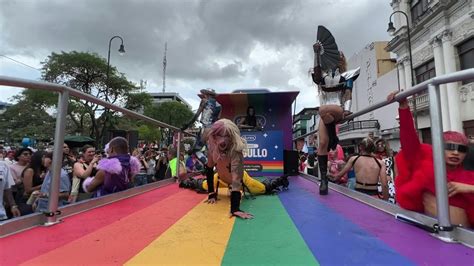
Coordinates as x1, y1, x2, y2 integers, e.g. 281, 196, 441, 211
1, 184, 196, 266
21, 188, 204, 266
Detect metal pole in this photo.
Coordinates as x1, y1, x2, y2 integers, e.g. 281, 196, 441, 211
428, 83, 454, 241
405, 15, 419, 130
175, 131, 181, 181
45, 90, 69, 225
104, 36, 124, 145
389, 11, 418, 129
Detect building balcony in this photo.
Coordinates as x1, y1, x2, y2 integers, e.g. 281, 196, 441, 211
339, 120, 380, 134
408, 92, 429, 111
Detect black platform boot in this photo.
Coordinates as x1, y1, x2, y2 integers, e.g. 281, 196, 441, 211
179, 178, 207, 193
325, 122, 339, 152
263, 175, 289, 194
318, 155, 329, 195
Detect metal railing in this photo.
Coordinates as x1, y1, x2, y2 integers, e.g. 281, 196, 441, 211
293, 68, 474, 245
0, 76, 194, 236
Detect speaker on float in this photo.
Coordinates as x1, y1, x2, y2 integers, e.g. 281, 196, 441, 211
284, 149, 299, 176
127, 130, 139, 150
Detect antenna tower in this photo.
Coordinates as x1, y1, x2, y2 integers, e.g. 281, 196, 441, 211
162, 42, 167, 93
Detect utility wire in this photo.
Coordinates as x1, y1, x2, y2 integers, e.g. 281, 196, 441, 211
0, 54, 41, 71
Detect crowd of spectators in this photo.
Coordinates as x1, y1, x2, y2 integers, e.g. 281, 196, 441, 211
0, 139, 195, 221
301, 131, 473, 205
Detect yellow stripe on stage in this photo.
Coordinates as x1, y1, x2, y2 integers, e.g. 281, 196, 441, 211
125, 189, 235, 265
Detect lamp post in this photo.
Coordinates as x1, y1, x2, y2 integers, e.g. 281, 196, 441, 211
106, 36, 126, 85
104, 36, 125, 144
387, 11, 418, 130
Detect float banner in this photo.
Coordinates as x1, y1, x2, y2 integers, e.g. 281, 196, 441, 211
242, 130, 283, 176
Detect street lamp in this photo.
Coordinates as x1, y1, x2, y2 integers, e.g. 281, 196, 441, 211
106, 35, 126, 90
388, 11, 418, 129
104, 35, 126, 144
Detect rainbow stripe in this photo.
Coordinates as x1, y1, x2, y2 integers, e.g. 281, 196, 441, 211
247, 160, 283, 175
2, 176, 473, 266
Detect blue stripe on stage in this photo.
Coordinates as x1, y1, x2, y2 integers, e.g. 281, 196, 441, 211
278, 180, 415, 266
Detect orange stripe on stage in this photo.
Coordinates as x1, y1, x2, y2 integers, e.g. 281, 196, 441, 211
2, 184, 182, 266
19, 187, 204, 266
126, 188, 235, 265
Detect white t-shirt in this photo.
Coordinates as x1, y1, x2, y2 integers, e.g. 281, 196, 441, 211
0, 161, 15, 220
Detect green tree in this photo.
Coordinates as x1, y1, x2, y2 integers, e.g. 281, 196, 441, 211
137, 124, 162, 143
0, 98, 55, 146
38, 51, 150, 145
144, 101, 193, 128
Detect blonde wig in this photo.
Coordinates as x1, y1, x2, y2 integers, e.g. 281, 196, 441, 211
208, 118, 247, 159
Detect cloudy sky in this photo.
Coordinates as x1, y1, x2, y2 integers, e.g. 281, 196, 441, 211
0, 0, 393, 112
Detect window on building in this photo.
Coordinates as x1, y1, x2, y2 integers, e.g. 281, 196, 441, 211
420, 128, 432, 144
411, 0, 429, 23
414, 59, 436, 84
463, 120, 474, 140
457, 38, 474, 84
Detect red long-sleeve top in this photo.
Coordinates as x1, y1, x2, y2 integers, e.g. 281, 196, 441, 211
395, 107, 474, 225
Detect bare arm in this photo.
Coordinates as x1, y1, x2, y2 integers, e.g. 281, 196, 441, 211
379, 162, 389, 200
4, 189, 20, 217
73, 158, 98, 179
86, 170, 105, 192
312, 43, 323, 84
182, 100, 206, 130
333, 157, 355, 180
230, 153, 244, 191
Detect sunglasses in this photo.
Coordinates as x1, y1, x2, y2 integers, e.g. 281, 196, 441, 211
444, 143, 468, 153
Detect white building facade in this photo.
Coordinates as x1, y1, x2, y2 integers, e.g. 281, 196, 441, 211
387, 0, 474, 141
342, 42, 401, 153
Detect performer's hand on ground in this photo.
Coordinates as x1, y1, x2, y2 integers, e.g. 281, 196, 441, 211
231, 211, 254, 219
204, 197, 217, 204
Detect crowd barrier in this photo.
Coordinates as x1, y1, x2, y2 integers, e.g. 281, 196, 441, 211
0, 76, 194, 237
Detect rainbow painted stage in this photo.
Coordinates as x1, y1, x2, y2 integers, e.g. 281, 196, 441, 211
2, 176, 473, 265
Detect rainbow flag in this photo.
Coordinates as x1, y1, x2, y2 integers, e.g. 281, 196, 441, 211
2, 176, 473, 265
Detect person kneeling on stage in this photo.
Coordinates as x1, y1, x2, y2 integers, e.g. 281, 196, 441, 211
83, 137, 141, 197
179, 118, 289, 219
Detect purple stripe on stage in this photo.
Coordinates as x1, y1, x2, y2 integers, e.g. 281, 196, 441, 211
294, 176, 474, 265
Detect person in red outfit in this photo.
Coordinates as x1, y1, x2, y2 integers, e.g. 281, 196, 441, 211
388, 92, 474, 228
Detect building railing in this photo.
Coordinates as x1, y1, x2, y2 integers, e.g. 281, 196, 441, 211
408, 92, 430, 111
338, 120, 380, 134
0, 76, 195, 237
293, 68, 474, 246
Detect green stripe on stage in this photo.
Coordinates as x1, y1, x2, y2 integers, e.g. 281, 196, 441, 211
222, 195, 319, 265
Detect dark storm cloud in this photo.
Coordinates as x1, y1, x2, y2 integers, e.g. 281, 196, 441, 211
0, 0, 392, 108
